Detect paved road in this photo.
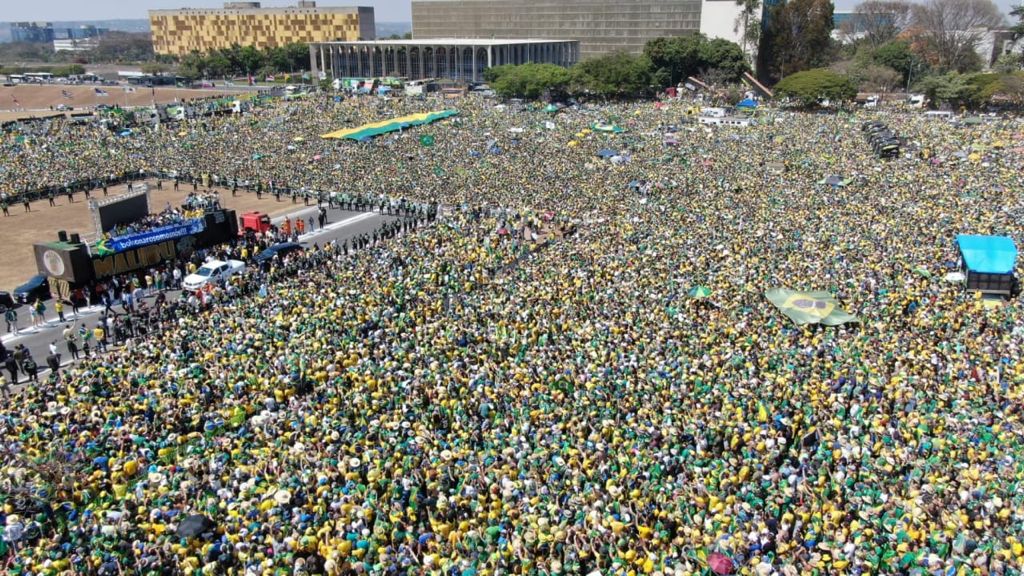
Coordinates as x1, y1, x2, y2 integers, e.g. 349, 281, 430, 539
1, 205, 402, 383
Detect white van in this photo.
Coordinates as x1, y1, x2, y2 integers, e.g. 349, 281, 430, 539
907, 94, 926, 108
924, 110, 954, 120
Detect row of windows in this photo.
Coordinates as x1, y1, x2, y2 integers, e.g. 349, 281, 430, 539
151, 9, 358, 16
156, 17, 358, 24
156, 26, 356, 33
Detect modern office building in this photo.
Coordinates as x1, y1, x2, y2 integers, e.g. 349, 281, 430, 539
410, 0, 746, 60
10, 22, 56, 43
149, 2, 375, 56
310, 38, 579, 82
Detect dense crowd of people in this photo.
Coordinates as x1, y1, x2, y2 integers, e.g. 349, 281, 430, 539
0, 93, 1023, 575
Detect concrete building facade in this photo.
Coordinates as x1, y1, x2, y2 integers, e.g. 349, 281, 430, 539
310, 38, 580, 82
410, 0, 703, 60
149, 2, 375, 56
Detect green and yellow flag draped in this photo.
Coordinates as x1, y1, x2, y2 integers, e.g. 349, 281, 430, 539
765, 288, 858, 326
321, 110, 459, 141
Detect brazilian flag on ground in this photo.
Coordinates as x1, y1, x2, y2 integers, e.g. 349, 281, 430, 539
420, 134, 435, 147
321, 110, 458, 141
765, 288, 858, 326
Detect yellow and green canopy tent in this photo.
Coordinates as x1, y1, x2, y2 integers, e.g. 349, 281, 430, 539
321, 109, 459, 141
765, 288, 858, 326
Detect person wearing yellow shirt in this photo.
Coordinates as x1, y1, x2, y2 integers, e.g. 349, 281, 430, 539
93, 325, 106, 353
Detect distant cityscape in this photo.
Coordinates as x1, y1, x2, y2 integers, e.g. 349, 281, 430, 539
0, 20, 151, 43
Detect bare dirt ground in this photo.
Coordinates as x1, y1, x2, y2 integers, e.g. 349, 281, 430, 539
0, 84, 248, 121
0, 180, 310, 292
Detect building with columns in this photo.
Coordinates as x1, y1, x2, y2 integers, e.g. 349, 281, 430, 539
309, 39, 580, 83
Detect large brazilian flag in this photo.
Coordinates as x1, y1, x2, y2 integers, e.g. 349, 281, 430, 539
765, 288, 858, 326
321, 110, 459, 141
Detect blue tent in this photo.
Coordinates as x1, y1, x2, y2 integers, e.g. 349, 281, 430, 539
597, 148, 617, 159
737, 98, 758, 109
956, 234, 1017, 274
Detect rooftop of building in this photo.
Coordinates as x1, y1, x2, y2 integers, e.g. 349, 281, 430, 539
150, 3, 369, 15
311, 38, 577, 46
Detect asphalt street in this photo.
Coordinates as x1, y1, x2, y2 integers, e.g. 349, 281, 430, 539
1, 204, 401, 383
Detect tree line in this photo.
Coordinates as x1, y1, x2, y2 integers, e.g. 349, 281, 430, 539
174, 44, 312, 80
484, 34, 749, 99
486, 0, 1024, 109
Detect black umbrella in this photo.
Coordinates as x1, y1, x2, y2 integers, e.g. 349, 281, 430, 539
176, 514, 216, 538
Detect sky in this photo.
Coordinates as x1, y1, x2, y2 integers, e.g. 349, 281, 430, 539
2, 0, 1019, 25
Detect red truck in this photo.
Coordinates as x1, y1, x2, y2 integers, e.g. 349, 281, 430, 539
239, 211, 271, 235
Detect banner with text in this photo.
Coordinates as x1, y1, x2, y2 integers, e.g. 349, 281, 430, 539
107, 219, 205, 254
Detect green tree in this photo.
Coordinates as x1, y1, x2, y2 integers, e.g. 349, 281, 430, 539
264, 46, 289, 72
871, 40, 926, 87
283, 43, 310, 72
775, 68, 856, 106
572, 52, 654, 98
644, 34, 748, 89
177, 51, 207, 79
491, 63, 572, 99
992, 53, 1022, 73
700, 38, 749, 81
237, 45, 265, 75
759, 0, 834, 83
913, 73, 974, 107
483, 64, 516, 84
644, 35, 706, 88
205, 53, 233, 79
962, 72, 1024, 106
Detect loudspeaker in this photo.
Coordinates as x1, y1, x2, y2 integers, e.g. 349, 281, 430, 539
69, 233, 81, 244
58, 230, 68, 242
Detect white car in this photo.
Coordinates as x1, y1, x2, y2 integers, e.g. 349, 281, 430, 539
182, 259, 245, 291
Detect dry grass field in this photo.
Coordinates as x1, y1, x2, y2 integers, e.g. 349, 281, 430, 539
0, 84, 248, 121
